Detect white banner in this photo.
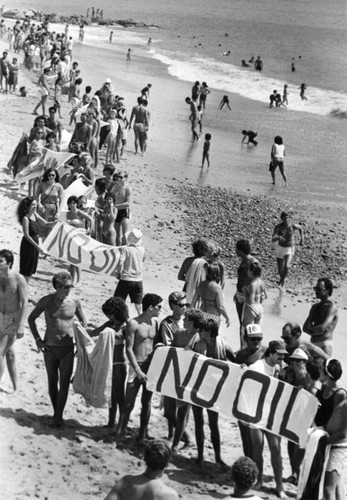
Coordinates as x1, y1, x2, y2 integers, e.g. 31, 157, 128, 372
42, 221, 123, 276
59, 177, 94, 213
16, 148, 75, 184
146, 347, 319, 446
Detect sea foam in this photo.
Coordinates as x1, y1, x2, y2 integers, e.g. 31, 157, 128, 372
152, 50, 347, 118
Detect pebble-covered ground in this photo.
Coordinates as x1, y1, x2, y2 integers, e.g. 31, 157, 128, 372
171, 184, 347, 297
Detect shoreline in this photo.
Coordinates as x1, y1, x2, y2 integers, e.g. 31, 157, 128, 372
1, 22, 347, 499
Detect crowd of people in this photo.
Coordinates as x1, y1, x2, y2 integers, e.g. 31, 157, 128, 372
0, 13, 345, 500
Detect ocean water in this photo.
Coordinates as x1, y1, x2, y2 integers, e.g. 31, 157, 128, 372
9, 0, 347, 117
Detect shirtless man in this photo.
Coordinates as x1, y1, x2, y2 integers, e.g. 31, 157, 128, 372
115, 293, 162, 444
323, 359, 347, 500
46, 106, 62, 144
272, 211, 304, 287
69, 113, 92, 152
0, 249, 28, 392
303, 278, 338, 356
28, 271, 87, 427
104, 439, 178, 500
128, 96, 149, 155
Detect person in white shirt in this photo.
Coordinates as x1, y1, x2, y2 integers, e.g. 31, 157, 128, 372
248, 340, 288, 499
270, 135, 287, 186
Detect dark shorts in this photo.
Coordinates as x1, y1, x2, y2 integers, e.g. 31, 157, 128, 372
44, 343, 74, 361
114, 280, 143, 304
115, 209, 130, 223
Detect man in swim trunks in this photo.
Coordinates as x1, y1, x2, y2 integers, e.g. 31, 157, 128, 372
272, 211, 304, 287
28, 271, 87, 427
303, 278, 338, 356
0, 249, 28, 391
104, 439, 178, 500
128, 96, 149, 155
114, 229, 145, 314
115, 293, 162, 445
185, 97, 199, 141
323, 359, 347, 500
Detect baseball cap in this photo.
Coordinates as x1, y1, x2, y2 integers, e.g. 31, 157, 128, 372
269, 340, 287, 354
105, 78, 112, 83
289, 348, 308, 361
246, 324, 263, 338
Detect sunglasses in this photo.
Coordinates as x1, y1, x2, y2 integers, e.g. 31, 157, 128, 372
116, 176, 126, 180
249, 337, 262, 342
48, 174, 56, 178
281, 336, 292, 341
59, 285, 74, 290
174, 302, 187, 308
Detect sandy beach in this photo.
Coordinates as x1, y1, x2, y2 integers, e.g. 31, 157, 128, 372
0, 13, 347, 500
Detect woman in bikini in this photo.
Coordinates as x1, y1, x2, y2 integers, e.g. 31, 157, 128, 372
101, 192, 117, 246
191, 263, 230, 327
242, 261, 267, 328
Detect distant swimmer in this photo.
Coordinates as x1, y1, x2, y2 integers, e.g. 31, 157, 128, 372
109, 31, 113, 43
222, 50, 231, 56
201, 133, 211, 168
291, 61, 296, 72
283, 84, 289, 105
269, 90, 277, 108
254, 55, 263, 71
275, 92, 286, 109
147, 37, 152, 46
242, 130, 258, 146
219, 95, 231, 110
126, 48, 132, 62
249, 56, 255, 63
242, 59, 250, 67
299, 83, 307, 101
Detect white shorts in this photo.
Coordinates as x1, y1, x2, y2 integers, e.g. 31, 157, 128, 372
276, 245, 294, 266
326, 446, 347, 476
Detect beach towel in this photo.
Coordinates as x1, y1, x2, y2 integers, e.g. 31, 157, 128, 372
297, 428, 330, 500
73, 322, 115, 408
8, 132, 29, 177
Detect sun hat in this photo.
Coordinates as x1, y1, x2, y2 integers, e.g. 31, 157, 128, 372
127, 228, 143, 246
289, 348, 308, 361
105, 78, 112, 83
245, 324, 263, 338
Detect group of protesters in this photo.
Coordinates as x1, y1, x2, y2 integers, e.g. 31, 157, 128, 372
1, 226, 345, 499
1, 13, 346, 500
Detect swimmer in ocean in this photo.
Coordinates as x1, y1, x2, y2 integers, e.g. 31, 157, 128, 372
242, 60, 250, 67
299, 83, 307, 101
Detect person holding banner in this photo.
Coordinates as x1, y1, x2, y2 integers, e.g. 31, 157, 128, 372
234, 324, 266, 461
17, 197, 55, 284
36, 168, 63, 223
320, 359, 347, 500
28, 271, 87, 428
191, 318, 234, 469
115, 293, 163, 445
248, 340, 287, 498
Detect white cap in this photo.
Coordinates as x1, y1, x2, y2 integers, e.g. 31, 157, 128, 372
289, 348, 308, 361
127, 228, 143, 246
245, 324, 263, 338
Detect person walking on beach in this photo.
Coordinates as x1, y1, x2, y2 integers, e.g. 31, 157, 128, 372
104, 440, 178, 500
272, 211, 304, 287
32, 67, 51, 116
109, 31, 113, 43
269, 135, 287, 186
299, 83, 307, 101
126, 48, 132, 62
0, 249, 28, 392
201, 133, 211, 168
28, 271, 87, 428
242, 130, 258, 146
303, 278, 338, 356
185, 97, 199, 141
199, 82, 210, 110
219, 95, 231, 110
